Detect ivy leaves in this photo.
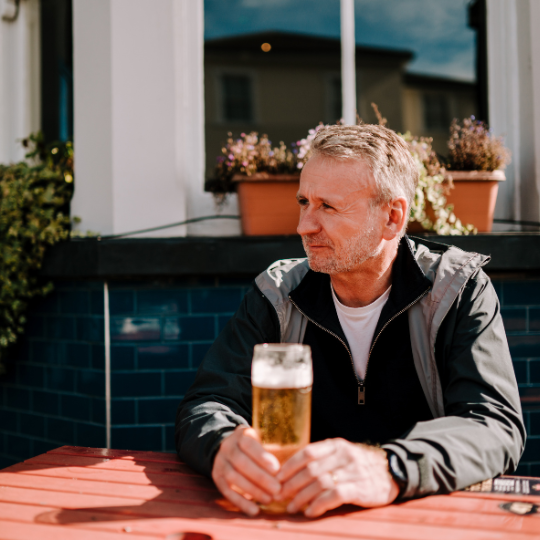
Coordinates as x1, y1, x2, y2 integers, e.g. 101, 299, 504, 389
0, 134, 73, 372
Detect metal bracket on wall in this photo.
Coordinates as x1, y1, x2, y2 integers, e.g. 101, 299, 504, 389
1, 0, 20, 22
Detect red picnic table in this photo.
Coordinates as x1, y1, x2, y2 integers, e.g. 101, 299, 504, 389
0, 446, 539, 540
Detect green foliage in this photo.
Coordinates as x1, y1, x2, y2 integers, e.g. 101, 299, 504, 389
0, 134, 73, 373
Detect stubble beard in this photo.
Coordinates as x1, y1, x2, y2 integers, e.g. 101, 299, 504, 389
302, 216, 382, 275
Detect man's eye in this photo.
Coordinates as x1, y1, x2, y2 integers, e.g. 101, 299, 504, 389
297, 198, 308, 206
322, 203, 334, 210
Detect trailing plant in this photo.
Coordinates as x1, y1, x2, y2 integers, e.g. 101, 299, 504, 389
0, 133, 73, 373
208, 132, 298, 198
447, 116, 511, 171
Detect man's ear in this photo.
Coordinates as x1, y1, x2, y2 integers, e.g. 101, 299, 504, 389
382, 197, 408, 240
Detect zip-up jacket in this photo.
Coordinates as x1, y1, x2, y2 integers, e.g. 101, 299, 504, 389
175, 236, 525, 499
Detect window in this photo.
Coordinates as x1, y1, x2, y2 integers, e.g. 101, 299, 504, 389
221, 74, 254, 122
423, 93, 451, 131
328, 75, 342, 123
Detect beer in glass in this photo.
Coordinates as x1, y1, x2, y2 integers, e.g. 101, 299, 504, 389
252, 343, 312, 512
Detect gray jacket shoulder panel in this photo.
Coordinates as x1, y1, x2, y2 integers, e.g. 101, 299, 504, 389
255, 258, 310, 343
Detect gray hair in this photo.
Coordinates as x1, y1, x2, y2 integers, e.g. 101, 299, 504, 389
310, 124, 419, 218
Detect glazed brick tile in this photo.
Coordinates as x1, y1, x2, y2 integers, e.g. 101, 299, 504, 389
109, 291, 135, 315
90, 289, 105, 315
163, 316, 214, 342
60, 394, 92, 421
19, 413, 45, 438
0, 457, 18, 469
46, 417, 76, 444
191, 343, 211, 368
522, 437, 540, 462
164, 424, 176, 452
110, 317, 161, 342
91, 397, 105, 424
501, 308, 527, 332
46, 367, 75, 392
191, 288, 243, 314
31, 341, 60, 365
32, 390, 59, 416
76, 422, 106, 448
64, 343, 92, 368
138, 344, 189, 370
504, 282, 540, 306
137, 290, 188, 315
111, 372, 161, 398
514, 462, 530, 476
111, 346, 136, 371
512, 360, 528, 385
530, 360, 540, 384
25, 316, 45, 338
76, 316, 105, 342
138, 398, 179, 425
529, 308, 540, 332
16, 364, 45, 388
58, 290, 90, 315
0, 410, 18, 433
6, 435, 32, 460
218, 314, 233, 333
111, 426, 162, 452
111, 399, 136, 425
508, 335, 540, 358
530, 463, 540, 477
76, 370, 105, 397
529, 411, 540, 436
45, 316, 76, 340
91, 344, 105, 370
5, 388, 31, 410
519, 386, 540, 410
491, 280, 503, 301
32, 293, 59, 314
163, 371, 196, 397
32, 440, 59, 457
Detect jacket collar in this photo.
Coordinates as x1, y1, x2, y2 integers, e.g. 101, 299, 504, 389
289, 236, 433, 345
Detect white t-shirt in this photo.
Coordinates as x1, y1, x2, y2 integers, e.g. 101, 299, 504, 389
331, 284, 391, 380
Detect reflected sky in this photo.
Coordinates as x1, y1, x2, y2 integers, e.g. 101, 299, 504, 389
204, 0, 476, 82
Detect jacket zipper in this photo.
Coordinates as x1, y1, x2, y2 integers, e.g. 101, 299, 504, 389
289, 287, 430, 405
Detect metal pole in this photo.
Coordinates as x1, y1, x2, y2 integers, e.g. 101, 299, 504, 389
341, 0, 357, 124
104, 281, 111, 449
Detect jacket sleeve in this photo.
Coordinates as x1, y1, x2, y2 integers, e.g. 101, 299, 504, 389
383, 269, 526, 499
175, 283, 280, 477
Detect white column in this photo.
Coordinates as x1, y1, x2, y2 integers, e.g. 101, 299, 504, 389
487, 0, 540, 222
0, 0, 40, 164
72, 0, 240, 237
340, 0, 356, 125
175, 0, 241, 236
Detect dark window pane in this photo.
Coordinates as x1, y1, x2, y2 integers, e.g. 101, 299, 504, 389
423, 93, 450, 131
222, 74, 253, 122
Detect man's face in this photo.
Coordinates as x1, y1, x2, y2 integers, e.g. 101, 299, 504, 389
297, 154, 385, 275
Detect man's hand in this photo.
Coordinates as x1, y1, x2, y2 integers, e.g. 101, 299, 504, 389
276, 438, 400, 517
212, 425, 281, 516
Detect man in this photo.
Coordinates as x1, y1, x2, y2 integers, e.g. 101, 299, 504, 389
176, 124, 525, 517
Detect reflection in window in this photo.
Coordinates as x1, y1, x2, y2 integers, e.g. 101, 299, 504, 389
221, 74, 254, 122
423, 93, 450, 131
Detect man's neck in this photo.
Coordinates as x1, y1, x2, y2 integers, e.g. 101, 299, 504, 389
330, 242, 399, 308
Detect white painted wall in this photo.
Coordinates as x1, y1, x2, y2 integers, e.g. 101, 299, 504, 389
0, 0, 40, 164
72, 0, 240, 237
488, 0, 540, 222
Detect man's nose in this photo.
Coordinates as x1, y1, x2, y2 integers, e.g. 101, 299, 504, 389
297, 207, 321, 236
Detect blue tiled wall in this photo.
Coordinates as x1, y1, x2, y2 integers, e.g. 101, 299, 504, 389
1, 275, 540, 478
0, 282, 106, 470
107, 277, 252, 452
496, 279, 540, 477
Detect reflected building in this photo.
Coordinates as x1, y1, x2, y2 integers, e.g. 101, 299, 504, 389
204, 31, 476, 176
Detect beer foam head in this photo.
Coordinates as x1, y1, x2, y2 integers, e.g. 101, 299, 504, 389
252, 344, 313, 388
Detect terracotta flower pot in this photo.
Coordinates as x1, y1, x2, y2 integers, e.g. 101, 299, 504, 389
233, 173, 300, 236
408, 170, 505, 234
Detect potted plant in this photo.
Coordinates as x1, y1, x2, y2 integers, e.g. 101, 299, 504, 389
444, 116, 511, 232
209, 132, 301, 236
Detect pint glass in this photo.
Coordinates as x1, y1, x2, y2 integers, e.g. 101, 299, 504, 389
252, 343, 312, 512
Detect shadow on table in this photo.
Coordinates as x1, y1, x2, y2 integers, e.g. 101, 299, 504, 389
21, 448, 356, 528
